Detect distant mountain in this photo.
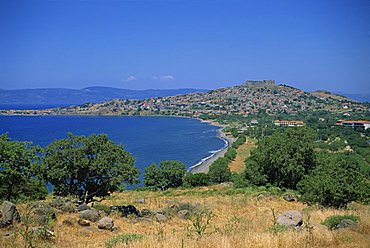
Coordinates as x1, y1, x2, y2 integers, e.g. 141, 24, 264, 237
334, 92, 370, 103
0, 87, 208, 105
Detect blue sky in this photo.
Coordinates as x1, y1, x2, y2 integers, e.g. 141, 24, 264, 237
0, 0, 369, 93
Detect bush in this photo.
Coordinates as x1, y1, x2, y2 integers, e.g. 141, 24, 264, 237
322, 215, 360, 229
224, 147, 237, 161
39, 133, 139, 203
105, 234, 143, 248
0, 134, 47, 202
232, 136, 246, 149
208, 157, 231, 184
93, 204, 111, 215
242, 127, 316, 189
183, 173, 210, 187
144, 160, 186, 190
297, 153, 369, 208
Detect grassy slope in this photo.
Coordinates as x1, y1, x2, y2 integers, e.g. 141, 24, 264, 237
1, 185, 369, 248
229, 138, 256, 173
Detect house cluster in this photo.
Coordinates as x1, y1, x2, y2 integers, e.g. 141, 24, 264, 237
335, 120, 370, 130
274, 120, 305, 127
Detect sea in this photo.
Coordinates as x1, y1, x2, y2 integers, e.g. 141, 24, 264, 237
0, 105, 226, 185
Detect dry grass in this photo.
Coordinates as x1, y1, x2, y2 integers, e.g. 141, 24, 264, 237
1, 185, 369, 248
229, 138, 256, 172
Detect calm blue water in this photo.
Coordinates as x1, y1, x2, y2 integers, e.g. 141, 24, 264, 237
0, 115, 225, 185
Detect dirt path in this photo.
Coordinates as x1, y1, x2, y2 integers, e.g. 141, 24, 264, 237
229, 137, 256, 172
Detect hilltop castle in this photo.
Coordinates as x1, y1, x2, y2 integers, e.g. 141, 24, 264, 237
244, 80, 275, 87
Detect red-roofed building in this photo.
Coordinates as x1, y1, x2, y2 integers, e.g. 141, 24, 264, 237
274, 120, 305, 127
335, 120, 370, 130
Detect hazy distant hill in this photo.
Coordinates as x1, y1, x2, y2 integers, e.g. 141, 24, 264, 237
334, 92, 370, 103
0, 87, 208, 105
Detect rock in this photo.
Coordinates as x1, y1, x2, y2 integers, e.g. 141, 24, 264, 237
177, 210, 190, 220
139, 209, 152, 217
283, 194, 297, 202
51, 197, 76, 213
135, 198, 145, 204
276, 210, 303, 227
0, 201, 21, 228
336, 219, 356, 229
139, 217, 153, 223
97, 217, 114, 231
155, 213, 168, 222
78, 219, 91, 226
77, 203, 90, 212
62, 218, 75, 226
32, 204, 56, 226
79, 209, 100, 222
110, 205, 139, 217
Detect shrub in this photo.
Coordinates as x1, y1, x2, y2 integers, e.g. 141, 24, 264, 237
322, 215, 360, 229
144, 160, 186, 190
224, 147, 237, 161
232, 136, 246, 149
242, 127, 316, 189
183, 173, 210, 187
93, 204, 111, 215
297, 152, 369, 208
208, 157, 231, 184
105, 234, 143, 248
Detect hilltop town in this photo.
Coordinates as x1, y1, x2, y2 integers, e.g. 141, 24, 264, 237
2, 80, 369, 118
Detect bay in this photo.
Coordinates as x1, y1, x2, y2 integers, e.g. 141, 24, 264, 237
0, 115, 225, 185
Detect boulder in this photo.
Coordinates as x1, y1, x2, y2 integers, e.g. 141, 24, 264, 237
177, 210, 190, 220
77, 203, 90, 212
135, 198, 145, 204
32, 204, 56, 225
50, 197, 76, 213
283, 194, 297, 202
0, 201, 21, 228
97, 217, 114, 231
79, 209, 100, 222
78, 219, 91, 226
155, 213, 168, 222
276, 210, 303, 227
336, 219, 356, 229
110, 205, 139, 217
139, 209, 152, 217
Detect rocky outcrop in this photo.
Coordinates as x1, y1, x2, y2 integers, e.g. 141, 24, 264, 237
276, 210, 303, 227
110, 205, 139, 217
0, 201, 21, 228
79, 209, 100, 222
97, 217, 114, 230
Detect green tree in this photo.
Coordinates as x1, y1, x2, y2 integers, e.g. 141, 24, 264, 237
0, 134, 47, 201
183, 173, 211, 187
242, 127, 316, 189
297, 152, 369, 208
144, 160, 186, 190
39, 133, 139, 203
208, 157, 231, 184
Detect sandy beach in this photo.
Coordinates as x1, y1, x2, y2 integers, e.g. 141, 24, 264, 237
189, 127, 236, 173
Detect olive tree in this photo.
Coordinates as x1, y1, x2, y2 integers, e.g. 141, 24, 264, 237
39, 133, 139, 203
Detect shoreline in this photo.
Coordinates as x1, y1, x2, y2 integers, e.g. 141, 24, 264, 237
189, 127, 235, 173
1, 112, 233, 173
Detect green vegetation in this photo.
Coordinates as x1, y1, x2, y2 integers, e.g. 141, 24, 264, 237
144, 160, 186, 190
297, 153, 369, 208
0, 134, 47, 202
105, 234, 144, 248
322, 215, 360, 229
241, 127, 316, 189
208, 157, 232, 184
183, 173, 211, 187
38, 133, 139, 203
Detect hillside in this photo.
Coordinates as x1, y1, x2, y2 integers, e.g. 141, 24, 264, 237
3, 80, 367, 117
0, 87, 208, 105
1, 185, 369, 248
